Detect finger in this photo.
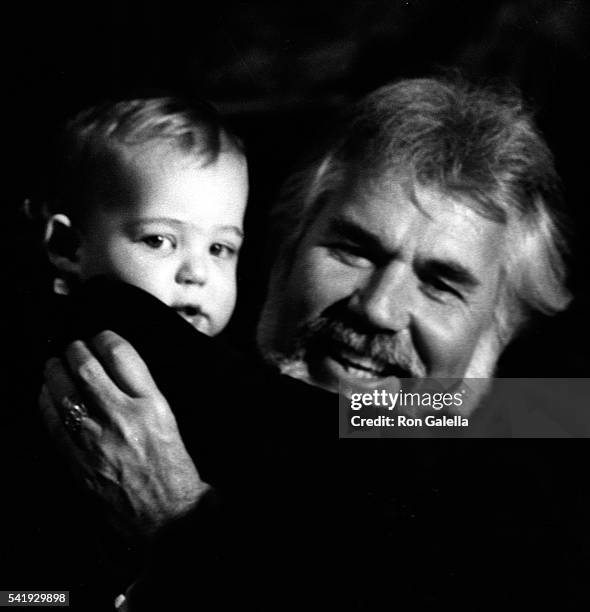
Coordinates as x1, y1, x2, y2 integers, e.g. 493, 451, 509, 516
41, 367, 104, 441
62, 340, 127, 421
40, 384, 108, 493
44, 356, 82, 410
39, 383, 65, 443
39, 384, 88, 471
44, 355, 105, 429
89, 330, 162, 399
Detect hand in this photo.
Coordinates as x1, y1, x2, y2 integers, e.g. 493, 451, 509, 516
39, 330, 209, 540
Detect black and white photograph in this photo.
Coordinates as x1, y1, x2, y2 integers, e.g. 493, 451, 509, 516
1, 1, 589, 609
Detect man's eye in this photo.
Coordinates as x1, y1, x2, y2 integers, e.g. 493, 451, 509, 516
423, 277, 463, 301
210, 243, 237, 259
141, 235, 176, 251
328, 245, 372, 268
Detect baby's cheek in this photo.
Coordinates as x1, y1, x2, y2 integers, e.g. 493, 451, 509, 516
111, 258, 172, 305
209, 275, 238, 333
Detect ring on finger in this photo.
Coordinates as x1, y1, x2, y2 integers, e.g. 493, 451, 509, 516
61, 395, 88, 435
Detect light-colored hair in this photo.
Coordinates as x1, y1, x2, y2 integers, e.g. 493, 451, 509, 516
51, 96, 243, 226
269, 76, 571, 342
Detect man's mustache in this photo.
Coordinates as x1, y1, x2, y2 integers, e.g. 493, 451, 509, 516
293, 307, 426, 378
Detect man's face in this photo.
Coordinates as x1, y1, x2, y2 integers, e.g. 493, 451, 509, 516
259, 174, 507, 392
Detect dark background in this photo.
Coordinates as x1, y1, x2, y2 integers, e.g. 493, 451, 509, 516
4, 0, 589, 374
1, 3, 589, 607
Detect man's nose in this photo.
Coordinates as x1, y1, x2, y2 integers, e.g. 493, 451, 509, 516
175, 251, 208, 286
349, 263, 414, 332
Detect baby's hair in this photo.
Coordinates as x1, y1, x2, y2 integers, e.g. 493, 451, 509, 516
51, 96, 243, 226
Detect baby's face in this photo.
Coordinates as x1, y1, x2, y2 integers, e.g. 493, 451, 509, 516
77, 145, 248, 335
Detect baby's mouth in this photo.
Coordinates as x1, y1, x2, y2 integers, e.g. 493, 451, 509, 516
172, 305, 209, 332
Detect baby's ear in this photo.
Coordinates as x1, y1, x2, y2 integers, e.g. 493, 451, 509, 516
44, 213, 82, 277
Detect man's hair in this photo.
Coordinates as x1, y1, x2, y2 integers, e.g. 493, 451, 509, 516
50, 96, 243, 226
270, 76, 571, 341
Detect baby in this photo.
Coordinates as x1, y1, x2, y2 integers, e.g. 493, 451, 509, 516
44, 96, 248, 336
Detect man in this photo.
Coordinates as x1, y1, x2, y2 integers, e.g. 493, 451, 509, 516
257, 77, 570, 397
39, 76, 575, 608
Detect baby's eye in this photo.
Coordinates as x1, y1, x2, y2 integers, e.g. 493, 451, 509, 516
141, 235, 176, 252
210, 243, 237, 260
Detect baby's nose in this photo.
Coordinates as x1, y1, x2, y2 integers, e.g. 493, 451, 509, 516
175, 255, 208, 285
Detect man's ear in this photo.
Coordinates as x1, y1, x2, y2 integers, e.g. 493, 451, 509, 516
44, 213, 82, 277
